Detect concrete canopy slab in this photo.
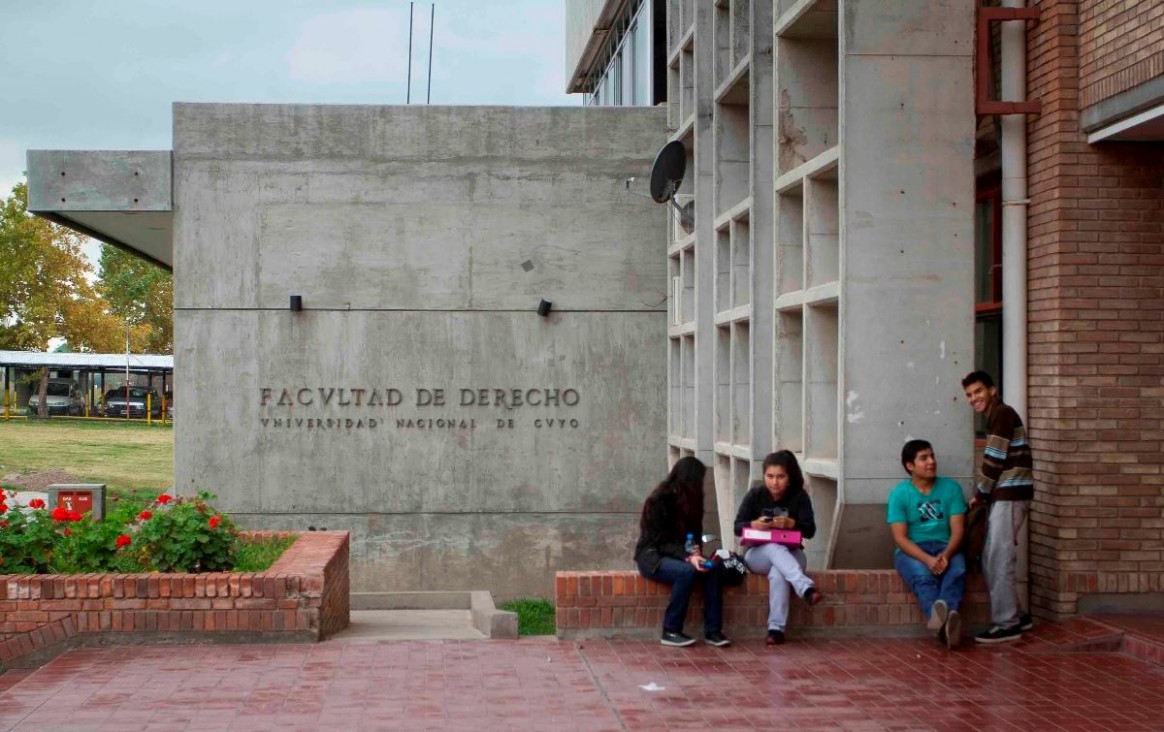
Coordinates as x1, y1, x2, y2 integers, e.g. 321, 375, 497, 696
25, 150, 173, 269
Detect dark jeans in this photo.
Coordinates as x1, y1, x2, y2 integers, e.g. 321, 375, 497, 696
638, 556, 724, 635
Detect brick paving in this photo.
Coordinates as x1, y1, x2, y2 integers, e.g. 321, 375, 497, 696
1, 621, 1162, 731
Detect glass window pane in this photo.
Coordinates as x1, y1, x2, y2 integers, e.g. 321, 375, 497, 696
611, 51, 622, 105
634, 7, 651, 105
622, 31, 636, 105
974, 196, 997, 305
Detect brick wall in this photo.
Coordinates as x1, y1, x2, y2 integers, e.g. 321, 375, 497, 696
555, 570, 991, 639
1078, 0, 1164, 109
0, 531, 350, 669
1026, 1, 1164, 618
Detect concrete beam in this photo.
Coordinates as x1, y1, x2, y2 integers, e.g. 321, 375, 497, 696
25, 150, 173, 269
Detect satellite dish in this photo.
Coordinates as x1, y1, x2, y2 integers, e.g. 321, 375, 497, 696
649, 141, 687, 203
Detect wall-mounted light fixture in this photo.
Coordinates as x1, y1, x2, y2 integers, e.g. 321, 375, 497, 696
537, 299, 552, 317
290, 295, 303, 312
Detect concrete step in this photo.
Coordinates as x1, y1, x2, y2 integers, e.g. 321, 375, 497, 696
330, 610, 488, 642
348, 591, 518, 639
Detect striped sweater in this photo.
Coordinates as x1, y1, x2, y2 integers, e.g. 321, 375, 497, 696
977, 400, 1034, 501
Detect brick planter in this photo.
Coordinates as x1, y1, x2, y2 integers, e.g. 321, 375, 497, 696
556, 569, 993, 639
0, 531, 350, 669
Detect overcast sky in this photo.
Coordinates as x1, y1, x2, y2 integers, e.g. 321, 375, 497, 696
0, 0, 577, 197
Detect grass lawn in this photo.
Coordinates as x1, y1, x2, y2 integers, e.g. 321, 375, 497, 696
500, 598, 556, 636
0, 419, 173, 496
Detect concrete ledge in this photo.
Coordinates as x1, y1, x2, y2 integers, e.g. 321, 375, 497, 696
470, 591, 518, 639
0, 531, 350, 669
555, 569, 992, 640
350, 590, 518, 638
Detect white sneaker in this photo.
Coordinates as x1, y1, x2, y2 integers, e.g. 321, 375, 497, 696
927, 599, 949, 631
945, 610, 962, 649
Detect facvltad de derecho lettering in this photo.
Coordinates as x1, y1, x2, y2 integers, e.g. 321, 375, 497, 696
259, 386, 581, 409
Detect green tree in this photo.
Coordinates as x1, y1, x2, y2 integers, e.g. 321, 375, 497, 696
97, 245, 173, 355
0, 182, 126, 415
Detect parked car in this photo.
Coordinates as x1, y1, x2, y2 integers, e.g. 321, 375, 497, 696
27, 381, 85, 416
103, 387, 163, 418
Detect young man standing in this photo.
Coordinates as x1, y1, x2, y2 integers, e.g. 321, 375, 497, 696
887, 440, 967, 649
963, 370, 1035, 644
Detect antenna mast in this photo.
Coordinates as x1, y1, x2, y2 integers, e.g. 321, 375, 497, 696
406, 2, 414, 103
426, 4, 435, 104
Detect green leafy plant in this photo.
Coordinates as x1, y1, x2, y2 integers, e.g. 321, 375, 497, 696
0, 492, 59, 573
50, 498, 149, 574
130, 491, 237, 573
0, 490, 297, 575
499, 598, 556, 636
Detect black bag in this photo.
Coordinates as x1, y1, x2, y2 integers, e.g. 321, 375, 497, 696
716, 550, 749, 586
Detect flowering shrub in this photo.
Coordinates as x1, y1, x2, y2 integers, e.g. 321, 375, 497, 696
0, 490, 59, 573
128, 491, 237, 573
0, 489, 243, 574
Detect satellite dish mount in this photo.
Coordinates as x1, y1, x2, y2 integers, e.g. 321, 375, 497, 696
648, 141, 693, 233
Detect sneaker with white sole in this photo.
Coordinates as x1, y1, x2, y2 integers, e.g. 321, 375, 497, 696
704, 631, 732, 647
927, 599, 949, 632
660, 630, 696, 647
945, 610, 962, 649
974, 624, 1023, 645
1019, 613, 1034, 632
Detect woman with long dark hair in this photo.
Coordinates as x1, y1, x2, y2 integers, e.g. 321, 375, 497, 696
733, 450, 824, 645
634, 456, 730, 648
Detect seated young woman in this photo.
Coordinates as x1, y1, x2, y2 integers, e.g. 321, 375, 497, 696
634, 456, 731, 648
733, 450, 824, 645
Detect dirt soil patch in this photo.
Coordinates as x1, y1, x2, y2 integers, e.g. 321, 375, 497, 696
1, 469, 80, 491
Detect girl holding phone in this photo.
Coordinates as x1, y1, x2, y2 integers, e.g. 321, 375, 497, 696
733, 450, 824, 645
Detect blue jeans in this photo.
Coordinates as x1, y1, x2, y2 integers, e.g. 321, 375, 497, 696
638, 557, 724, 635
894, 541, 966, 617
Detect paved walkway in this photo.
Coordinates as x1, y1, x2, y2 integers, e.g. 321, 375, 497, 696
1, 618, 1162, 731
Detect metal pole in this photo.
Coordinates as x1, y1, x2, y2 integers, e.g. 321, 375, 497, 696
406, 2, 414, 104
1001, 0, 1030, 609
125, 323, 131, 420
426, 4, 435, 104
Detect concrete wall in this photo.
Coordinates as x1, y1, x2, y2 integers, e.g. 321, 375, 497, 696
833, 0, 976, 568
173, 103, 668, 598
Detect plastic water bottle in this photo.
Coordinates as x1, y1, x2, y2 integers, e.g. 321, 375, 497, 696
685, 533, 697, 555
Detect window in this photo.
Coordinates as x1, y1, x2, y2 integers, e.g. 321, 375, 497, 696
622, 32, 636, 105
974, 181, 1003, 429
587, 1, 653, 107
633, 11, 651, 105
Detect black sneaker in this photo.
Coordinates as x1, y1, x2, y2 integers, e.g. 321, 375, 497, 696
974, 624, 1023, 645
704, 631, 732, 647
661, 630, 696, 647
802, 587, 824, 607
1019, 613, 1034, 632
765, 629, 785, 646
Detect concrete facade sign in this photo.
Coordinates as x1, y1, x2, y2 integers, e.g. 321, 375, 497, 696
170, 103, 669, 597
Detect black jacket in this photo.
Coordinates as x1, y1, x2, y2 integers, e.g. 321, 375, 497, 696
634, 490, 701, 574
732, 483, 817, 548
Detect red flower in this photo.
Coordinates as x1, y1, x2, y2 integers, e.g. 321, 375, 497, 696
67, 510, 83, 522
208, 516, 221, 529
155, 494, 173, 505
139, 510, 153, 521
52, 506, 69, 521
0, 521, 9, 529
62, 528, 72, 536
0, 503, 7, 514
28, 498, 46, 509
116, 534, 132, 548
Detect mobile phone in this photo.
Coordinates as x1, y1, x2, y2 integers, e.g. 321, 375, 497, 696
762, 508, 776, 520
